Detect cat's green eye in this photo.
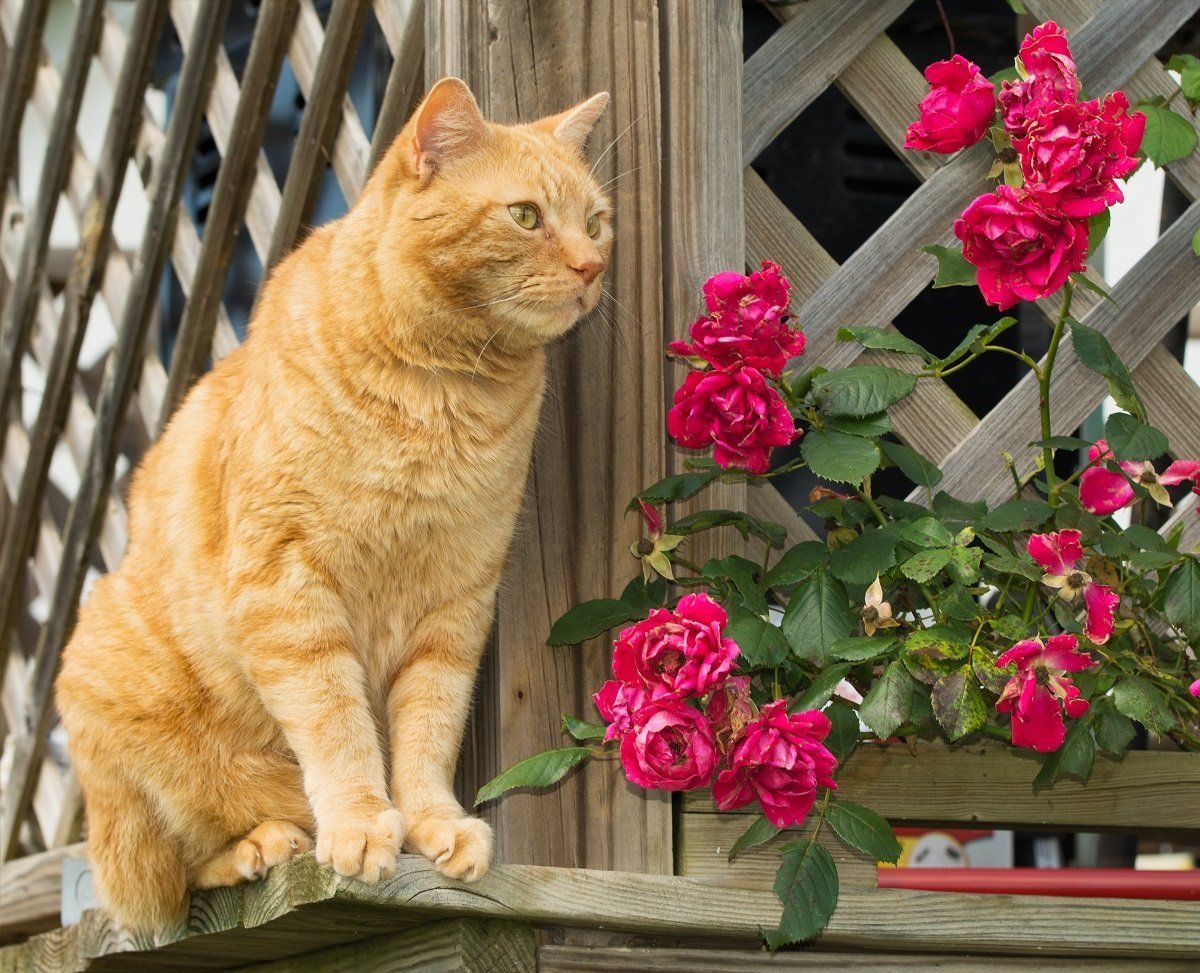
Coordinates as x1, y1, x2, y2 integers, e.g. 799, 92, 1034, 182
586, 213, 601, 238
509, 203, 540, 229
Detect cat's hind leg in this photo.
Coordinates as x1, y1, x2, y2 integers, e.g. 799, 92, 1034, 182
191, 819, 313, 889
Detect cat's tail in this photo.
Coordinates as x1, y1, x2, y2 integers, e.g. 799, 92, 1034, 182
84, 772, 187, 933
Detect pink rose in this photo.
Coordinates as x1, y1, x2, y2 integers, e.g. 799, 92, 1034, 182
594, 679, 673, 742
667, 366, 797, 474
670, 262, 804, 377
612, 593, 740, 697
996, 634, 1095, 752
1079, 440, 1200, 515
619, 696, 718, 792
1190, 678, 1200, 698
1017, 93, 1145, 218
706, 674, 753, 755
999, 21, 1081, 141
712, 701, 838, 828
1026, 528, 1118, 644
904, 55, 996, 153
954, 185, 1088, 309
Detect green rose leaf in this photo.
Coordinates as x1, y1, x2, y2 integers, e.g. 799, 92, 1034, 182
823, 412, 894, 437
1104, 412, 1168, 462
1087, 209, 1111, 255
932, 317, 1017, 370
829, 527, 898, 586
702, 555, 768, 617
1069, 319, 1146, 421
548, 599, 641, 646
781, 568, 858, 664
1167, 54, 1200, 108
980, 498, 1052, 532
1091, 698, 1136, 757
802, 428, 882, 484
901, 547, 953, 583
812, 365, 918, 418
631, 469, 720, 509
727, 815, 782, 863
859, 661, 918, 739
897, 517, 956, 549
1136, 101, 1198, 167
827, 799, 902, 864
1033, 717, 1096, 791
940, 584, 982, 622
830, 634, 898, 662
620, 576, 668, 613
904, 625, 971, 685
1193, 226, 1200, 258
920, 244, 977, 288
671, 509, 787, 548
881, 440, 944, 489
727, 612, 790, 668
764, 541, 830, 588
931, 664, 987, 741
1163, 556, 1200, 642
561, 715, 607, 742
933, 491, 989, 525
764, 839, 840, 949
836, 326, 933, 361
972, 646, 1011, 695
1113, 676, 1174, 734
947, 546, 983, 584
475, 747, 593, 806
825, 699, 861, 763
984, 553, 1042, 582
791, 663, 853, 713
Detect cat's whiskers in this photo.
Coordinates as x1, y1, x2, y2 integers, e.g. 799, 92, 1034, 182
588, 110, 645, 179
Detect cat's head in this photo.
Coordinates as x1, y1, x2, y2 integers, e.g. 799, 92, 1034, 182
380, 78, 612, 345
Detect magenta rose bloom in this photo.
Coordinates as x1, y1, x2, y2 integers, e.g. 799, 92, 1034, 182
999, 21, 1081, 140
1017, 93, 1145, 218
1026, 528, 1119, 644
954, 185, 1088, 309
667, 366, 797, 474
619, 696, 718, 792
904, 54, 996, 153
712, 701, 838, 828
706, 674, 753, 755
593, 680, 674, 742
1079, 440, 1200, 515
612, 593, 740, 697
996, 634, 1095, 752
1191, 678, 1200, 698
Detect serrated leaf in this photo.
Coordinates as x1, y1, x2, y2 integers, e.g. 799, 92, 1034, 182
728, 816, 782, 863
984, 553, 1042, 581
703, 555, 768, 617
901, 547, 952, 582
904, 625, 971, 685
672, 509, 787, 548
859, 661, 917, 738
972, 646, 1010, 694
1092, 698, 1136, 756
562, 715, 607, 741
781, 568, 858, 664
920, 244, 977, 288
836, 326, 932, 360
931, 665, 987, 741
792, 663, 853, 713
765, 840, 840, 948
981, 498, 1052, 532
830, 634, 897, 662
823, 412, 894, 437
812, 365, 917, 418
896, 517, 956, 549
1163, 556, 1200, 642
881, 441, 943, 488
827, 800, 902, 864
1113, 676, 1173, 734
764, 541, 829, 588
947, 546, 983, 584
829, 527, 897, 585
631, 469, 720, 509
727, 612, 790, 668
1032, 717, 1095, 791
825, 700, 861, 762
990, 614, 1030, 643
621, 576, 668, 613
933, 491, 988, 524
802, 429, 881, 484
475, 747, 592, 805
940, 584, 981, 622
548, 599, 641, 645
1070, 319, 1146, 421
1137, 101, 1198, 167
1104, 413, 1168, 462
1087, 209, 1111, 255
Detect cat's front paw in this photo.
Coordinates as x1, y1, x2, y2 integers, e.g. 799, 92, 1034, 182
316, 805, 404, 883
405, 809, 493, 882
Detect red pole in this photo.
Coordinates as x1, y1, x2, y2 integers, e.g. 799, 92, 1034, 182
878, 867, 1200, 900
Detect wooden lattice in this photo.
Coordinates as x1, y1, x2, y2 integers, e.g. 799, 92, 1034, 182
0, 0, 1198, 947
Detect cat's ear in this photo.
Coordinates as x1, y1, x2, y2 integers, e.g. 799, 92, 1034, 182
537, 92, 610, 153
411, 78, 486, 181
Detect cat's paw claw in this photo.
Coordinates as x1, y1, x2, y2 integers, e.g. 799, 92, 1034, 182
235, 820, 313, 881
317, 807, 404, 884
405, 812, 493, 883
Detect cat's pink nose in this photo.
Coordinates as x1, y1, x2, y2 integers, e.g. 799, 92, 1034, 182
572, 258, 603, 286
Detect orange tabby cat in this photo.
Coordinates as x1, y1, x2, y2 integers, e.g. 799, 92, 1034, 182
54, 78, 610, 931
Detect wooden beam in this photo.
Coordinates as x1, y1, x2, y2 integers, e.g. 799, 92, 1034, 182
0, 843, 81, 946
0, 0, 48, 200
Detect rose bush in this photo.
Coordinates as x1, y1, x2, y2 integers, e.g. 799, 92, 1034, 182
479, 19, 1199, 950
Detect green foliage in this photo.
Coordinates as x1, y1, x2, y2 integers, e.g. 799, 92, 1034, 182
824, 700, 861, 762
859, 661, 918, 738
1070, 319, 1146, 421
727, 612, 790, 667
1087, 210, 1111, 255
782, 568, 858, 664
548, 599, 642, 646
672, 509, 787, 548
981, 498, 1052, 532
763, 541, 829, 588
727, 816, 781, 863
631, 469, 720, 508
475, 748, 592, 806
791, 663, 852, 713
827, 800, 902, 864
829, 527, 898, 585
932, 665, 987, 741
1033, 717, 1096, 790
1113, 676, 1174, 734
1136, 100, 1198, 167
1167, 54, 1200, 110
765, 839, 839, 949
812, 365, 918, 418
562, 715, 607, 741
882, 441, 944, 488
1104, 413, 1168, 462
920, 244, 977, 288
1163, 557, 1200, 642
830, 634, 897, 662
836, 326, 932, 360
933, 318, 1017, 371
802, 428, 882, 483
703, 555, 768, 616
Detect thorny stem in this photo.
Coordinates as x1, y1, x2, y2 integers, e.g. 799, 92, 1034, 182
1042, 284, 1073, 507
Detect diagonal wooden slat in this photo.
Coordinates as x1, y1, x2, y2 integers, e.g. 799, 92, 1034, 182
0, 0, 105, 450
0, 0, 48, 204
0, 0, 169, 685
0, 0, 234, 863
367, 1, 425, 174
741, 0, 913, 165
158, 0, 300, 428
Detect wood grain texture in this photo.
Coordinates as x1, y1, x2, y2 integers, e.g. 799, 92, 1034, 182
0, 0, 48, 203
538, 945, 1200, 973
367, 0, 425, 174
741, 0, 912, 165
240, 919, 535, 973
1, 852, 1196, 969
0, 844, 81, 946
683, 744, 1200, 835
428, 0, 670, 873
